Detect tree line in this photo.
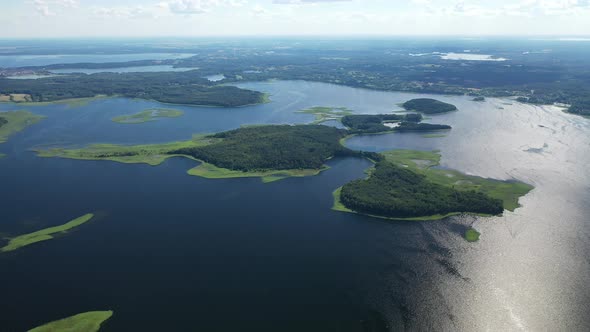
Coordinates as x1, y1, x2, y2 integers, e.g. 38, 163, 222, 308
340, 161, 504, 218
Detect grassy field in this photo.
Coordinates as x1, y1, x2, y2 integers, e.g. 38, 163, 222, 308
0, 110, 45, 143
332, 187, 354, 213
0, 94, 33, 102
381, 150, 534, 211
28, 311, 113, 332
296, 106, 353, 124
36, 135, 216, 166
112, 108, 184, 124
1, 213, 94, 253
189, 163, 327, 183
17, 95, 110, 108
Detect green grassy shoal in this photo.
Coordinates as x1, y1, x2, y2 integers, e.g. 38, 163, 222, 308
36, 135, 216, 166
188, 162, 327, 183
28, 310, 113, 332
0, 110, 45, 143
382, 149, 534, 211
1, 213, 94, 253
19, 95, 111, 108
296, 106, 353, 124
465, 228, 481, 242
112, 108, 184, 124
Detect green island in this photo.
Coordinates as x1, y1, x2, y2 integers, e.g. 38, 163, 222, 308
37, 125, 376, 183
472, 96, 486, 102
465, 228, 481, 242
341, 113, 451, 134
1, 213, 94, 253
296, 106, 353, 124
28, 311, 113, 332
402, 98, 458, 114
0, 110, 45, 144
333, 149, 533, 220
112, 108, 184, 124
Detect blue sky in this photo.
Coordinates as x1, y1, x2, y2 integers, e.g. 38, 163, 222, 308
2, 0, 590, 37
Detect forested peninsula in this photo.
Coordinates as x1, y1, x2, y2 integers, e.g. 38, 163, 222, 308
0, 72, 265, 107
38, 125, 378, 183
334, 150, 533, 220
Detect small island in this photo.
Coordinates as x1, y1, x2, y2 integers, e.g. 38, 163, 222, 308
333, 149, 533, 220
472, 96, 486, 102
112, 108, 184, 124
1, 213, 94, 252
0, 110, 45, 144
296, 106, 353, 124
341, 113, 450, 134
28, 311, 113, 332
402, 98, 458, 114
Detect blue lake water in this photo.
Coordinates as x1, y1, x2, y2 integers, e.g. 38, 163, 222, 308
0, 53, 193, 68
49, 65, 196, 75
0, 80, 589, 331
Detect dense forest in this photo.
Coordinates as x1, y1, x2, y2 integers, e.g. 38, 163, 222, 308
169, 125, 367, 171
0, 72, 264, 107
396, 122, 451, 132
402, 99, 458, 114
341, 113, 450, 133
341, 114, 421, 133
340, 161, 504, 218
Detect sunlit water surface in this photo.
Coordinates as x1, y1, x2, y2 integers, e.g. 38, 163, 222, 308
0, 81, 589, 331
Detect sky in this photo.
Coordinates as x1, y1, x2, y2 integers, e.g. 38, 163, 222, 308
1, 0, 590, 37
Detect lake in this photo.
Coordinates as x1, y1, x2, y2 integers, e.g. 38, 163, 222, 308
0, 53, 193, 68
49, 65, 196, 75
0, 80, 589, 331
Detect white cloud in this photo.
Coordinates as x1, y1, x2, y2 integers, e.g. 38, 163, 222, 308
30, 0, 78, 16
156, 0, 247, 15
273, 0, 351, 4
